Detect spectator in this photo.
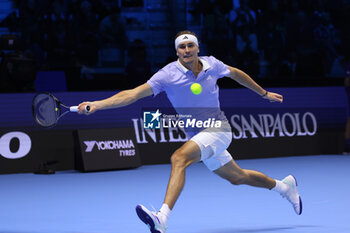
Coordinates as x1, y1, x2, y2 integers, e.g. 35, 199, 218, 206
344, 58, 350, 152
313, 12, 341, 75
98, 7, 127, 47
208, 4, 231, 61
125, 39, 151, 89
73, 0, 100, 67
278, 49, 297, 78
260, 20, 285, 78
235, 25, 259, 77
45, 20, 74, 68
0, 51, 37, 92
98, 6, 128, 66
0, 10, 20, 33
229, 0, 256, 29
294, 11, 322, 78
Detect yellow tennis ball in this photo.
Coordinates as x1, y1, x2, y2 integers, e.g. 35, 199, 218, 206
191, 83, 202, 95
55, 107, 58, 111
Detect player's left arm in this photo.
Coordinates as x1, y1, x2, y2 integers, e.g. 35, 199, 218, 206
227, 66, 283, 103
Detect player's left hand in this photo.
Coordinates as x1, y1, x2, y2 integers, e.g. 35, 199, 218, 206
263, 91, 283, 103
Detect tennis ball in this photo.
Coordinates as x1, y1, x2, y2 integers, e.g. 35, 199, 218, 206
55, 107, 58, 111
191, 83, 202, 95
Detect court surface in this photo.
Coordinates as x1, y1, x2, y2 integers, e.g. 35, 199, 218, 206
0, 155, 349, 233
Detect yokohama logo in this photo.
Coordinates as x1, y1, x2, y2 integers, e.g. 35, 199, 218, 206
84, 140, 135, 152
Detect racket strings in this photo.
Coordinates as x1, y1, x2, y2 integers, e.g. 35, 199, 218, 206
32, 94, 60, 127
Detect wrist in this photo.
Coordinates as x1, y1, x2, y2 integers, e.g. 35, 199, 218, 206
261, 91, 268, 97
94, 101, 102, 110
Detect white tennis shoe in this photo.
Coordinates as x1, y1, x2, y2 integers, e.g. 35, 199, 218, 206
136, 204, 167, 233
281, 175, 302, 215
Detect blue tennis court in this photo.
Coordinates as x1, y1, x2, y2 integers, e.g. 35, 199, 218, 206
0, 155, 349, 233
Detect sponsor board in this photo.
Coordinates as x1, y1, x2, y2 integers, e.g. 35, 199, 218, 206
75, 128, 141, 171
0, 87, 347, 172
230, 112, 317, 139
0, 131, 32, 159
134, 110, 320, 143
0, 130, 74, 174
131, 107, 345, 162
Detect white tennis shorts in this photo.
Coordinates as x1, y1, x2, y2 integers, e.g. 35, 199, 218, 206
190, 120, 233, 171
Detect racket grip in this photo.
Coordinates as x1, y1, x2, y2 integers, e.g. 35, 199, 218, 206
70, 106, 79, 112
70, 105, 90, 112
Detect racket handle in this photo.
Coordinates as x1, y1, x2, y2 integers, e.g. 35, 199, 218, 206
70, 105, 90, 112
70, 106, 79, 112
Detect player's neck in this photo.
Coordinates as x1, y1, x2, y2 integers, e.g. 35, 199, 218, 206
182, 59, 202, 77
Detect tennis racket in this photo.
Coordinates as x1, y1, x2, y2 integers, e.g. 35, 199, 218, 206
32, 92, 89, 128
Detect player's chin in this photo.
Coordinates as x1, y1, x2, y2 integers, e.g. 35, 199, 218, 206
182, 57, 194, 64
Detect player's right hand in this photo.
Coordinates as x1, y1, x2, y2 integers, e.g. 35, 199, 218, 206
78, 102, 97, 115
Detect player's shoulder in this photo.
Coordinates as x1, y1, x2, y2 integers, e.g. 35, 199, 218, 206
200, 55, 223, 65
200, 56, 228, 71
155, 60, 177, 74
150, 61, 178, 81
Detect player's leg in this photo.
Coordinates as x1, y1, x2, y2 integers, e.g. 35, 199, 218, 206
136, 140, 201, 233
212, 156, 302, 215
164, 140, 201, 209
213, 159, 275, 189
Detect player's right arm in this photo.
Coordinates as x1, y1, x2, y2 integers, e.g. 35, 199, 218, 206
77, 83, 153, 114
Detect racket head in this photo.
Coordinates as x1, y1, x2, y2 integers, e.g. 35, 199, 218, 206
32, 92, 61, 127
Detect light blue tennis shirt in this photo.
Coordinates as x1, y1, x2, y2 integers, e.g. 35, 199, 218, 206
147, 56, 231, 137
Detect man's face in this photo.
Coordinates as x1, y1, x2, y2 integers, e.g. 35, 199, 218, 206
176, 41, 199, 65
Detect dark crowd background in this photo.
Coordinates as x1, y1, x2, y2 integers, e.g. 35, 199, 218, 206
0, 0, 349, 92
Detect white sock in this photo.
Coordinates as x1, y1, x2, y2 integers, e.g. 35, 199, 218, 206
272, 180, 288, 194
158, 203, 171, 224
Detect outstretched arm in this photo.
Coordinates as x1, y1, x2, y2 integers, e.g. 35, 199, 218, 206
227, 66, 283, 103
77, 83, 154, 114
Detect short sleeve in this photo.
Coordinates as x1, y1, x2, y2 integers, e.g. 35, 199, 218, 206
210, 56, 230, 79
146, 69, 168, 96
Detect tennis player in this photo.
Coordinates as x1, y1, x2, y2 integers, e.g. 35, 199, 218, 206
78, 30, 302, 233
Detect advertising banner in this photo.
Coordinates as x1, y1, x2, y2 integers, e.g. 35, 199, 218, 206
0, 130, 74, 174
75, 128, 141, 171
0, 87, 347, 172
129, 106, 345, 163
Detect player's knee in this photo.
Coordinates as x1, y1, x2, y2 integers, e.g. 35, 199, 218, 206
228, 172, 248, 185
229, 177, 243, 185
170, 150, 189, 169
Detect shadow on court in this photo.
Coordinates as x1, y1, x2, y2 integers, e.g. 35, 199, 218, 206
197, 225, 320, 233
0, 231, 39, 233
0, 231, 101, 233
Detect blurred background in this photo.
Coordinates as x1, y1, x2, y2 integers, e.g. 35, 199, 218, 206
0, 3, 349, 231
0, 0, 349, 92
1, 0, 349, 174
